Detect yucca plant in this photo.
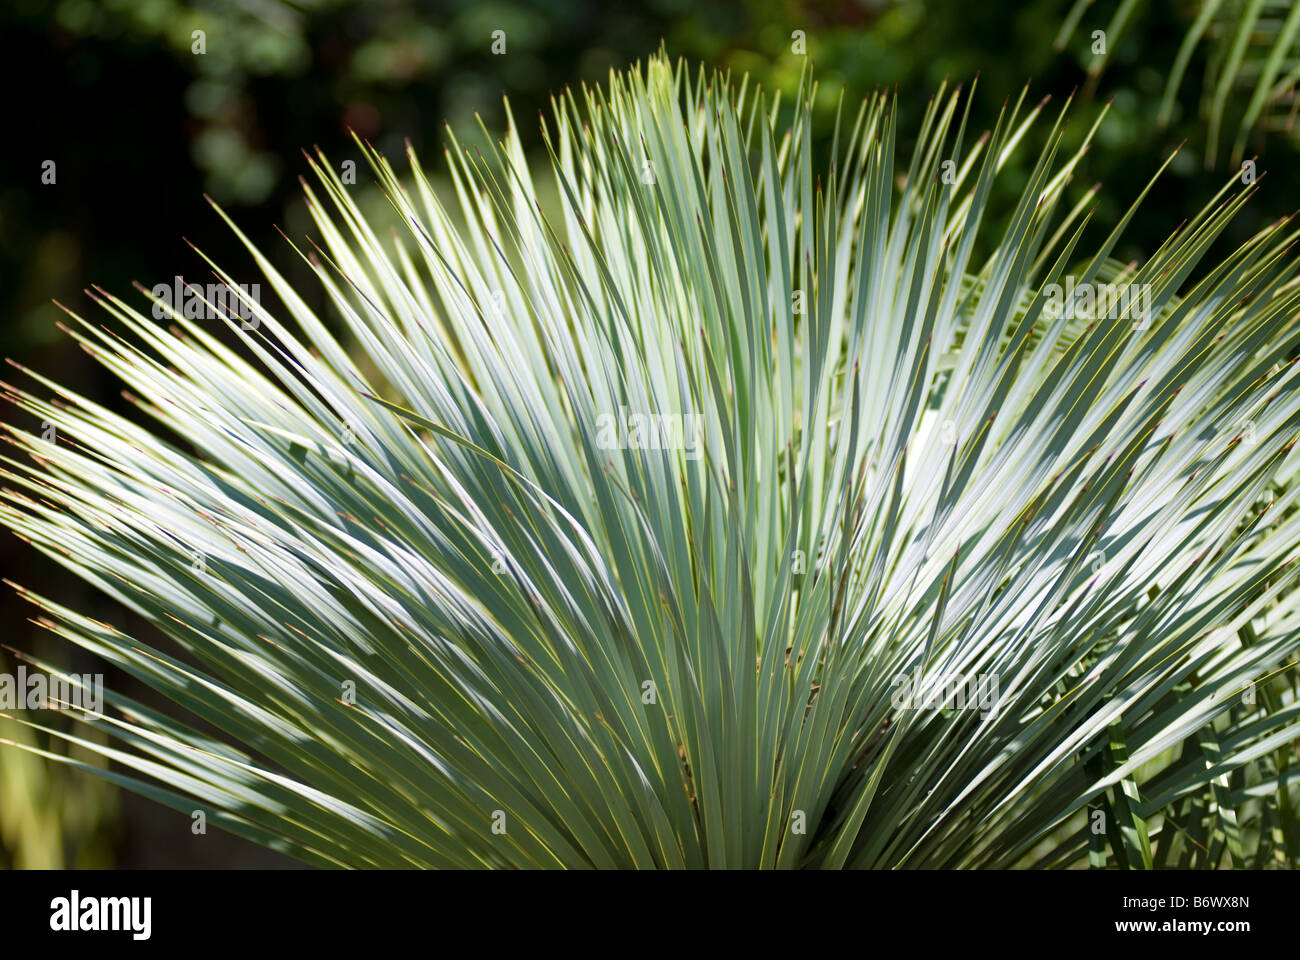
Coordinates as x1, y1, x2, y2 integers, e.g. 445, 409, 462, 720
2, 54, 1300, 868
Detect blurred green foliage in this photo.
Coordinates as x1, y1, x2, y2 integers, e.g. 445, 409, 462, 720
0, 655, 118, 868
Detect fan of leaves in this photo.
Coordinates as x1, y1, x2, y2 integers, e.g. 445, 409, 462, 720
1, 56, 1299, 867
